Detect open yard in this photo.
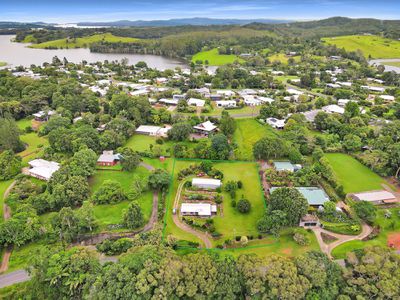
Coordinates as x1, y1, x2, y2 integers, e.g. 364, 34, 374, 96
125, 134, 172, 156
191, 48, 243, 66
332, 207, 400, 259
322, 35, 400, 59
19, 132, 49, 166
324, 153, 387, 194
233, 118, 278, 160
164, 160, 266, 247
89, 167, 153, 230
29, 33, 141, 49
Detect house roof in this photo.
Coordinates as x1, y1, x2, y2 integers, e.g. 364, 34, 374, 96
181, 203, 216, 216
352, 190, 396, 202
97, 150, 120, 163
28, 159, 60, 180
193, 121, 217, 132
187, 98, 205, 107
270, 187, 329, 206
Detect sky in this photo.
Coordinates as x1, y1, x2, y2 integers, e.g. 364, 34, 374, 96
1, 0, 400, 23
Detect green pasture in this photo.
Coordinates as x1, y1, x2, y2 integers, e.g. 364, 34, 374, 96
191, 48, 244, 66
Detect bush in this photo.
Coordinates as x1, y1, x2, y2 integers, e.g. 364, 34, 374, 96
236, 198, 251, 214
293, 229, 310, 246
96, 238, 134, 255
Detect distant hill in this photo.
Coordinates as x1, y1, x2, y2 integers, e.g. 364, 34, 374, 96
77, 17, 291, 27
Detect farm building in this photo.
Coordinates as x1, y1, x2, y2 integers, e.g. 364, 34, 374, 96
270, 187, 329, 207
193, 121, 217, 135
192, 178, 222, 190
97, 150, 121, 166
299, 214, 321, 228
351, 190, 397, 205
180, 203, 217, 217
273, 161, 301, 172
135, 125, 171, 137
28, 159, 60, 181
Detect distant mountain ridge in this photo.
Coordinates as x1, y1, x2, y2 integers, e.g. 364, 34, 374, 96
76, 17, 292, 27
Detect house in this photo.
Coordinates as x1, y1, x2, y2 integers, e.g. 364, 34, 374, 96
337, 81, 352, 87
28, 159, 60, 181
210, 94, 223, 101
326, 83, 341, 89
159, 98, 179, 106
129, 89, 149, 96
193, 121, 217, 135
192, 178, 222, 190
337, 99, 354, 107
216, 90, 235, 98
257, 97, 275, 104
299, 214, 321, 228
216, 100, 237, 108
187, 98, 205, 107
97, 150, 121, 166
243, 95, 261, 106
266, 117, 286, 129
351, 190, 397, 205
378, 95, 395, 102
270, 187, 329, 207
193, 87, 210, 97
361, 85, 385, 93
302, 109, 322, 123
180, 203, 217, 217
286, 88, 304, 96
32, 110, 57, 122
156, 77, 168, 84
273, 161, 301, 172
322, 104, 345, 115
135, 125, 171, 137
173, 94, 186, 101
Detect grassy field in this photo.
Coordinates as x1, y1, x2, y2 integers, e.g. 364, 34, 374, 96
322, 35, 400, 59
164, 160, 266, 247
19, 132, 49, 166
268, 53, 301, 64
233, 119, 278, 160
332, 207, 400, 259
324, 153, 387, 194
16, 118, 32, 130
0, 180, 13, 222
125, 134, 172, 155
29, 33, 141, 49
191, 48, 244, 66
89, 167, 153, 230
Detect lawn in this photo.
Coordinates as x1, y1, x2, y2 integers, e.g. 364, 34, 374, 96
19, 132, 49, 166
233, 119, 278, 160
324, 153, 387, 194
164, 160, 266, 247
0, 180, 13, 222
7, 241, 51, 273
268, 53, 301, 64
29, 33, 141, 49
89, 167, 153, 230
16, 118, 32, 130
125, 134, 172, 156
191, 48, 244, 66
322, 35, 400, 59
332, 207, 400, 259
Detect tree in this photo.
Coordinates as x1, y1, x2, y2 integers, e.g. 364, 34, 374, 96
148, 169, 170, 191
0, 150, 22, 180
167, 122, 192, 141
253, 136, 286, 160
123, 201, 144, 229
343, 134, 362, 152
210, 133, 231, 160
353, 201, 377, 223
269, 188, 308, 226
69, 147, 98, 177
40, 115, 70, 135
0, 116, 24, 152
120, 147, 141, 171
50, 175, 90, 210
237, 198, 251, 214
92, 180, 127, 204
219, 111, 236, 137
224, 180, 238, 198
344, 101, 360, 119
257, 210, 287, 236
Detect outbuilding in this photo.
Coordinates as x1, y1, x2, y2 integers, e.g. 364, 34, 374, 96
180, 203, 217, 217
192, 178, 221, 190
351, 190, 397, 205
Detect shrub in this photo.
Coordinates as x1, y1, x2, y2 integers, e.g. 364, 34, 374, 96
237, 198, 251, 214
293, 229, 310, 246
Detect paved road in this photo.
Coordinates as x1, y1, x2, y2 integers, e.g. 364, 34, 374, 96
0, 270, 30, 288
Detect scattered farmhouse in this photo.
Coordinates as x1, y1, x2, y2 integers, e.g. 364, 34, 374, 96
28, 159, 60, 181
97, 150, 121, 166
192, 178, 222, 190
351, 190, 397, 205
135, 125, 171, 137
180, 203, 217, 217
193, 121, 218, 136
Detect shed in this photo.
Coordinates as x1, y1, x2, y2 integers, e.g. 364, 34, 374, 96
180, 203, 217, 217
192, 178, 221, 190
351, 190, 397, 205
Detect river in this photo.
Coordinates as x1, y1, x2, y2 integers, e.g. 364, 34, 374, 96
0, 35, 187, 70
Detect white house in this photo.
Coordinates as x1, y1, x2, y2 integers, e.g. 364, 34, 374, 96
187, 98, 205, 107
28, 159, 60, 181
286, 88, 304, 96
243, 95, 261, 106
361, 85, 385, 93
135, 125, 171, 137
267, 117, 286, 129
216, 90, 235, 98
379, 95, 395, 102
216, 100, 237, 108
193, 121, 217, 135
338, 99, 357, 107
180, 203, 217, 217
322, 104, 345, 115
257, 96, 275, 104
173, 94, 186, 101
32, 110, 57, 121
159, 98, 179, 106
192, 178, 222, 190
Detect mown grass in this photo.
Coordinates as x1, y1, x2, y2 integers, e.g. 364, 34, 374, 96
332, 207, 400, 259
29, 33, 141, 49
233, 118, 278, 161
324, 153, 387, 194
268, 53, 301, 64
322, 35, 400, 59
191, 48, 244, 66
19, 132, 49, 166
